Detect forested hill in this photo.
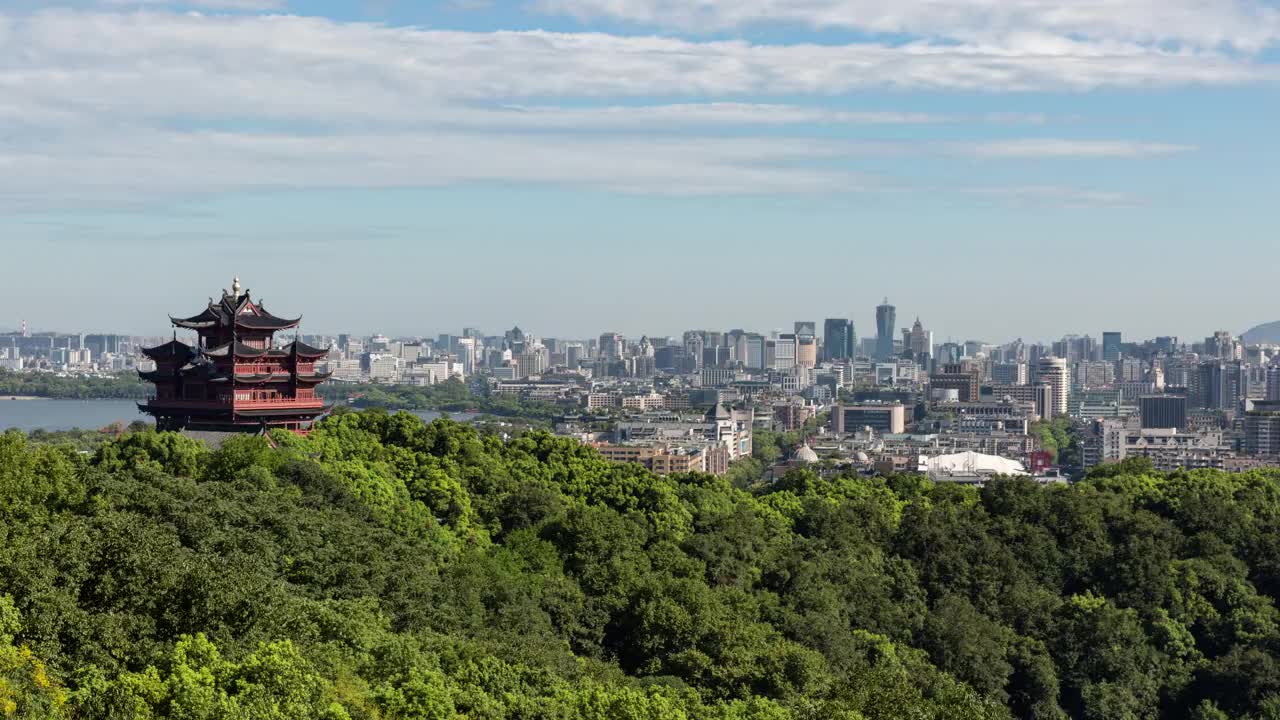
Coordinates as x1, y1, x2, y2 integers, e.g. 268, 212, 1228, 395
3, 412, 1280, 718
0, 369, 149, 399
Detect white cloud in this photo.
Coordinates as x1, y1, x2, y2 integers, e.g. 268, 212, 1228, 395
951, 139, 1194, 158
0, 128, 1192, 207
0, 130, 868, 200
0, 8, 1269, 112
537, 0, 1280, 53
98, 0, 287, 9
0, 8, 1221, 204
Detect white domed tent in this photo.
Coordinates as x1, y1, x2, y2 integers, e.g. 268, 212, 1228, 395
920, 451, 1027, 483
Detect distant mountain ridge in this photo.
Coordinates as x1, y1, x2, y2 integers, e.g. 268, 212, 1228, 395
1243, 321, 1280, 345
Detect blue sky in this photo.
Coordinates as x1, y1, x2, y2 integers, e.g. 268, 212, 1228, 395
0, 0, 1277, 342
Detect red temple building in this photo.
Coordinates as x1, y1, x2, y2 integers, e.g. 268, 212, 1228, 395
139, 278, 330, 433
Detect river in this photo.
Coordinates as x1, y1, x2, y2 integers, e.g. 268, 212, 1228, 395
0, 398, 477, 432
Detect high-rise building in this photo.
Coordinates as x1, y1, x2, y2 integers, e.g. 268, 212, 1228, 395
930, 364, 981, 403
936, 343, 962, 366
796, 336, 818, 369
908, 317, 932, 359
992, 362, 1028, 386
1245, 401, 1280, 457
1102, 331, 1122, 361
823, 318, 855, 361
683, 331, 706, 370
1037, 356, 1069, 418
875, 298, 896, 361
1198, 360, 1245, 410
773, 334, 797, 370
1140, 395, 1187, 429
794, 321, 816, 340
598, 332, 624, 362
987, 384, 1052, 420
1204, 331, 1233, 359
1267, 365, 1280, 402
745, 334, 766, 369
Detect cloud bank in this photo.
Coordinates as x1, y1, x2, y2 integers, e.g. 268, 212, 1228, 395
0, 7, 1261, 203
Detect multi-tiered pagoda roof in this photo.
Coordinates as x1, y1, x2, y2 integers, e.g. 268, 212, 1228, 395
138, 278, 331, 434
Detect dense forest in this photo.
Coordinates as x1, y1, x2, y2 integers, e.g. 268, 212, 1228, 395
3, 410, 1280, 718
0, 370, 149, 400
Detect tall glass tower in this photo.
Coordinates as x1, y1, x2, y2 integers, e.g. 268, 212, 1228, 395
875, 298, 896, 360
823, 318, 855, 361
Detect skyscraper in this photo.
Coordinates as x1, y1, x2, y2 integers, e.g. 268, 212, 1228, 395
1198, 360, 1245, 410
1102, 331, 1122, 361
908, 317, 932, 359
1245, 401, 1280, 457
875, 298, 896, 361
823, 318, 855, 361
1037, 356, 1069, 418
598, 332, 624, 361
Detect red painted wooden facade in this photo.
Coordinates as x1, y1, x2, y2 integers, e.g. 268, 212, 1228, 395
139, 279, 331, 433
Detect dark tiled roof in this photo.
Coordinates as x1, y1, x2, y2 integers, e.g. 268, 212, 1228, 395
171, 291, 301, 332
141, 339, 195, 361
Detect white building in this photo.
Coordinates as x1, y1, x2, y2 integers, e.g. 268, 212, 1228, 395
1037, 357, 1069, 418
367, 354, 402, 382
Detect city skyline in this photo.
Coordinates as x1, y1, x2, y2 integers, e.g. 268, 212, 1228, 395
0, 2, 1277, 338
0, 303, 1270, 351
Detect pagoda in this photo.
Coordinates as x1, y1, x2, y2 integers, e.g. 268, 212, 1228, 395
139, 278, 331, 433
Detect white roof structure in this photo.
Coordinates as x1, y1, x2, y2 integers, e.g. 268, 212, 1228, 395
920, 451, 1027, 479
794, 445, 820, 464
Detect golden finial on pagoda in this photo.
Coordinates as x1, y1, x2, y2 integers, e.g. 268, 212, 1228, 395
232, 277, 241, 298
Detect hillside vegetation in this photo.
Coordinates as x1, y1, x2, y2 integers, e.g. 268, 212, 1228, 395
3, 409, 1280, 718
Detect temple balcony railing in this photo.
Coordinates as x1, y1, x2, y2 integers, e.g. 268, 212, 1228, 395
233, 397, 325, 410
233, 363, 319, 375
235, 364, 287, 375
143, 397, 324, 410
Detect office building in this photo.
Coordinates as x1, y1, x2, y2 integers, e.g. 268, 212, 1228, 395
1140, 395, 1188, 429
986, 384, 1053, 421
834, 402, 906, 435
796, 336, 818, 369
907, 318, 932, 359
930, 364, 981, 403
773, 334, 796, 370
1245, 401, 1280, 457
1102, 331, 1122, 361
744, 334, 766, 369
823, 318, 855, 361
1037, 356, 1069, 418
992, 362, 1028, 386
683, 331, 705, 370
875, 298, 896, 360
598, 332, 624, 362
1198, 360, 1245, 410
